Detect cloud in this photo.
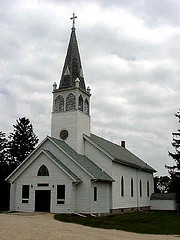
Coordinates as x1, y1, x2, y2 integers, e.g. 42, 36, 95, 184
0, 0, 179, 176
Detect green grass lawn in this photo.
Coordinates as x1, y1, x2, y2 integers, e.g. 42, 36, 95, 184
54, 211, 180, 235
0, 210, 6, 213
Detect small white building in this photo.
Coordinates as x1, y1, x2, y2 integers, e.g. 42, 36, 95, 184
6, 17, 156, 214
150, 193, 177, 211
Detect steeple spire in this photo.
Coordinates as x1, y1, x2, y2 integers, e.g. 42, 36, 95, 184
59, 14, 86, 91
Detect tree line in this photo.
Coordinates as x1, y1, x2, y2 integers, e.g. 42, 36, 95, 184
0, 117, 38, 210
154, 109, 180, 205
0, 110, 179, 210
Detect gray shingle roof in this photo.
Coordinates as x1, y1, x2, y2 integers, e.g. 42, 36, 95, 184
43, 149, 81, 183
150, 193, 176, 200
49, 137, 114, 182
88, 134, 156, 173
59, 28, 86, 90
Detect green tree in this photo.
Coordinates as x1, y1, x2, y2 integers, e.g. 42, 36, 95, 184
9, 117, 39, 165
0, 131, 10, 210
154, 176, 170, 193
167, 109, 180, 197
0, 131, 8, 164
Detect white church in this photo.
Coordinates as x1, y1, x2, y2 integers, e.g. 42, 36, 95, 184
6, 15, 156, 214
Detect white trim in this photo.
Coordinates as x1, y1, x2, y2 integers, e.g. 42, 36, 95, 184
5, 136, 49, 182
6, 135, 95, 183
8, 149, 78, 183
42, 150, 78, 182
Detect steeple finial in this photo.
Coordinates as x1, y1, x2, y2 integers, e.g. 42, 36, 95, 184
70, 13, 77, 30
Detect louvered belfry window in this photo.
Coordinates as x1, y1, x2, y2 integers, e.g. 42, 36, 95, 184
66, 93, 76, 111
55, 95, 64, 112
78, 95, 83, 111
84, 99, 89, 115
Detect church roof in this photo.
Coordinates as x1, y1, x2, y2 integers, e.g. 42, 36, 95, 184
59, 27, 86, 91
49, 137, 114, 182
86, 134, 156, 173
43, 149, 81, 183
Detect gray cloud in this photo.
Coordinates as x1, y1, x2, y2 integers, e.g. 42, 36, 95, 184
0, 0, 179, 176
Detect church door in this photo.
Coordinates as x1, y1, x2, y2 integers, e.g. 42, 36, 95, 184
35, 190, 51, 212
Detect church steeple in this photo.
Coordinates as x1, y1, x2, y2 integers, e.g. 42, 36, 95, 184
51, 14, 91, 154
59, 13, 86, 91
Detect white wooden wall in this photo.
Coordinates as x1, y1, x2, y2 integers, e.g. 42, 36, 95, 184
9, 138, 154, 213
90, 182, 110, 213
151, 199, 177, 211
112, 162, 153, 209
84, 140, 112, 176
10, 139, 111, 214
51, 87, 90, 154
11, 153, 74, 213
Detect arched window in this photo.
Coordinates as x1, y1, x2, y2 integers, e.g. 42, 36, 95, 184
121, 176, 124, 197
55, 95, 64, 112
66, 93, 76, 111
140, 179, 142, 197
78, 95, 83, 111
37, 165, 49, 176
147, 181, 150, 197
131, 178, 133, 197
84, 99, 89, 115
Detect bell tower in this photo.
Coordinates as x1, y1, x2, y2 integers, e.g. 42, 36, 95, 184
51, 13, 91, 154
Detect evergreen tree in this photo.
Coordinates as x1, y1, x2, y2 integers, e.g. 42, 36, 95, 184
167, 109, 180, 196
0, 131, 10, 210
0, 131, 8, 164
9, 117, 39, 165
154, 176, 170, 193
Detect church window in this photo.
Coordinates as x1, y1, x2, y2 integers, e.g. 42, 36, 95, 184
131, 178, 133, 197
147, 181, 150, 197
78, 95, 83, 111
94, 187, 97, 201
22, 185, 29, 203
140, 180, 142, 197
37, 165, 49, 176
57, 185, 65, 204
84, 99, 89, 115
121, 176, 124, 197
55, 95, 64, 112
66, 93, 76, 111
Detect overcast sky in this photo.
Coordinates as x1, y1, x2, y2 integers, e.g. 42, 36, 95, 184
0, 0, 179, 176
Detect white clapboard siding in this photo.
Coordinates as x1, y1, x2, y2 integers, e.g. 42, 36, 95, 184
151, 200, 177, 211
12, 153, 74, 213
112, 162, 153, 209
84, 139, 112, 176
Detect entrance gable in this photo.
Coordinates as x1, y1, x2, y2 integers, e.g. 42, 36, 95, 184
8, 150, 81, 184
6, 137, 82, 183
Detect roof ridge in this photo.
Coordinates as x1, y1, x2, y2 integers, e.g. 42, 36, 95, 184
49, 136, 114, 182
43, 149, 81, 182
89, 133, 156, 173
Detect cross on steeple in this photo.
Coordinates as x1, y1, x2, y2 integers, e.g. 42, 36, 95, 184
70, 13, 77, 29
